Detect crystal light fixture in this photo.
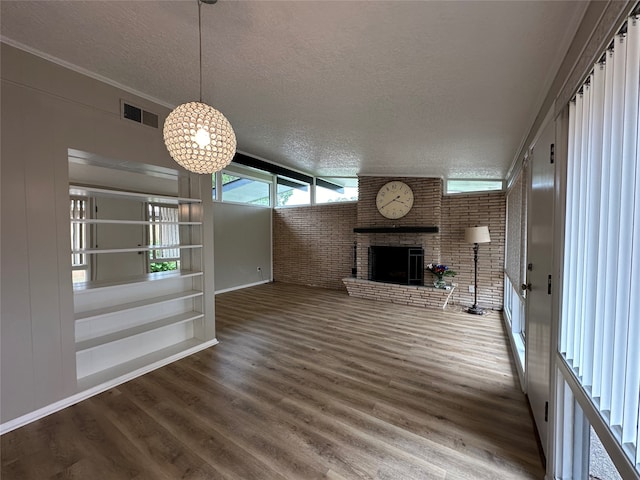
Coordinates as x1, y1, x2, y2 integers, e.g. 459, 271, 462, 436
163, 0, 236, 174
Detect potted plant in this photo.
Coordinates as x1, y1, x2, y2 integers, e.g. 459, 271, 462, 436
426, 263, 456, 289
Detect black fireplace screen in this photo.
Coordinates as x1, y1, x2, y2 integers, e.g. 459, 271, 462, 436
368, 246, 424, 286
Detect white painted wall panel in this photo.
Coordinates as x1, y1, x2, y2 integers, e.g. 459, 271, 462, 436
213, 202, 272, 292
0, 43, 212, 424
0, 93, 37, 418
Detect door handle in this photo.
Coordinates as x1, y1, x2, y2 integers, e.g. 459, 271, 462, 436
521, 283, 532, 292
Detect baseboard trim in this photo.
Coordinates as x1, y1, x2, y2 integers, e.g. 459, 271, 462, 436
216, 280, 270, 294
502, 310, 526, 392
0, 338, 218, 435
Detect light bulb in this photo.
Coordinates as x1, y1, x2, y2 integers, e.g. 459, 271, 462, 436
194, 128, 211, 147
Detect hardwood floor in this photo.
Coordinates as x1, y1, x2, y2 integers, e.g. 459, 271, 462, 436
1, 282, 544, 479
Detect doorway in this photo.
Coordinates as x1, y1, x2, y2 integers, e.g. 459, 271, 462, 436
525, 115, 556, 460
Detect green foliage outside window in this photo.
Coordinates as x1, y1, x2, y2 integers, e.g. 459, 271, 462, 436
150, 261, 178, 272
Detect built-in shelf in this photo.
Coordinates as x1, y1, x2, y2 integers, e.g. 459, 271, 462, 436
76, 311, 204, 353
69, 184, 201, 205
353, 226, 439, 233
71, 219, 201, 225
73, 270, 203, 293
72, 244, 202, 254
76, 338, 217, 391
69, 179, 211, 395
75, 290, 203, 321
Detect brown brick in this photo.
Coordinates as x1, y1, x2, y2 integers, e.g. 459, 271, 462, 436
273, 178, 505, 310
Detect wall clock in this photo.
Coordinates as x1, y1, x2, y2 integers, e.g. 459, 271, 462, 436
376, 181, 414, 219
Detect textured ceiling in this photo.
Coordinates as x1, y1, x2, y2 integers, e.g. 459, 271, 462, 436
0, 1, 586, 179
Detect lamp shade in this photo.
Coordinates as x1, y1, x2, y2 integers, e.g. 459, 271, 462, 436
465, 226, 491, 244
163, 101, 237, 174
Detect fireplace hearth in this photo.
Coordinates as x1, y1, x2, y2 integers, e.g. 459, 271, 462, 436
368, 246, 424, 286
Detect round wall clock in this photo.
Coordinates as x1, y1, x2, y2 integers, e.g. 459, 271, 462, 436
376, 181, 414, 219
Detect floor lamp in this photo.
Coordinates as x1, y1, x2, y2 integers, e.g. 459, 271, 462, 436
465, 226, 491, 315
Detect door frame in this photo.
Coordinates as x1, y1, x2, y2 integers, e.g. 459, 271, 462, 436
524, 106, 556, 463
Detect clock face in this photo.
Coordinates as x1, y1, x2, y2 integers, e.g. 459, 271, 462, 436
376, 181, 414, 219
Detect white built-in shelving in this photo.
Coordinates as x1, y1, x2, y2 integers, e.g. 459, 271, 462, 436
69, 185, 202, 204
72, 270, 203, 293
72, 244, 202, 255
69, 182, 214, 390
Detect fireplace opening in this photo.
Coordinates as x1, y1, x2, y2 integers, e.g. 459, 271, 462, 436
368, 246, 424, 286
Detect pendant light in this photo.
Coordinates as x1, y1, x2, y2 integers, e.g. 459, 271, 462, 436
163, 0, 236, 174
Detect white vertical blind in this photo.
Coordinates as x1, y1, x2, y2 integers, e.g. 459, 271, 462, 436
593, 48, 615, 401
565, 94, 582, 363
561, 14, 640, 472
70, 197, 87, 266
148, 204, 180, 261
505, 159, 529, 340
506, 164, 526, 289
633, 98, 640, 455
620, 16, 640, 447
560, 101, 577, 359
574, 82, 590, 374
582, 67, 606, 389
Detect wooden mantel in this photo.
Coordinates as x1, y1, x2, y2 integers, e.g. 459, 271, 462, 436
353, 226, 439, 233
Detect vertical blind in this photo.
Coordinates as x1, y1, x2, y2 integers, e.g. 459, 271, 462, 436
561, 13, 640, 468
70, 197, 87, 267
148, 204, 180, 261
505, 162, 528, 292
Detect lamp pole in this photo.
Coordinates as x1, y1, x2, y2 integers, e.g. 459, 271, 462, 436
468, 242, 484, 315
464, 225, 490, 315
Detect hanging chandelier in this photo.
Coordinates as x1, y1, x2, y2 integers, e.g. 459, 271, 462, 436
163, 0, 236, 174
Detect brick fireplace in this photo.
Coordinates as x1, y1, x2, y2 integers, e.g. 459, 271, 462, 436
273, 176, 506, 310
355, 177, 443, 279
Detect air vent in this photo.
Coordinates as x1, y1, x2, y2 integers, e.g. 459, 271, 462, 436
142, 110, 158, 128
121, 100, 159, 129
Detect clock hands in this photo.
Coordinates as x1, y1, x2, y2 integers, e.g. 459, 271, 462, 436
380, 194, 401, 209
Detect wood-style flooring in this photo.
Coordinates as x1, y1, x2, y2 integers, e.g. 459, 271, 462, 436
1, 282, 544, 479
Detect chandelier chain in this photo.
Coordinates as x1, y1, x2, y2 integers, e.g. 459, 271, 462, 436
198, 0, 203, 103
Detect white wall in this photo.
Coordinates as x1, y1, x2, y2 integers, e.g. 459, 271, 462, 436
0, 43, 214, 423
213, 202, 272, 292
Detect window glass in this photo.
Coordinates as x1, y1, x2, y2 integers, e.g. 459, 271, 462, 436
147, 203, 180, 272
316, 177, 358, 203
70, 197, 90, 283
277, 176, 310, 206
560, 20, 640, 475
446, 179, 504, 194
221, 172, 271, 206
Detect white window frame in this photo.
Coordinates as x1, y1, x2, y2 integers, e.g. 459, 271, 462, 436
70, 196, 91, 283
147, 203, 180, 271
556, 14, 640, 478
445, 178, 505, 195
213, 164, 273, 207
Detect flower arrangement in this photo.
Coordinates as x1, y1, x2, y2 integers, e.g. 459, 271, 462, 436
426, 263, 456, 287
426, 263, 456, 278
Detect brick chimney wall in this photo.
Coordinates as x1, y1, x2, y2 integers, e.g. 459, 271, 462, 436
272, 176, 505, 310
355, 177, 442, 280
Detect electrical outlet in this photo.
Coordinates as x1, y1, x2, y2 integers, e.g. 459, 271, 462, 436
468, 285, 475, 293
257, 267, 262, 272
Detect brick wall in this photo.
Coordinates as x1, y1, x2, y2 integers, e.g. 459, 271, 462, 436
273, 203, 357, 290
441, 192, 506, 310
343, 278, 455, 309
272, 178, 506, 310
356, 177, 442, 278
